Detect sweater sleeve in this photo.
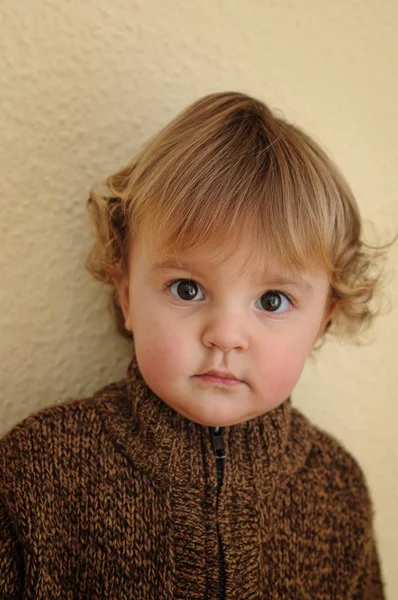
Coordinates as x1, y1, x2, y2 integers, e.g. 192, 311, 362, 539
351, 528, 385, 600
363, 535, 385, 600
0, 497, 23, 599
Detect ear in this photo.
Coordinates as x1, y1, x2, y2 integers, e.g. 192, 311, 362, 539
112, 276, 133, 332
315, 299, 339, 343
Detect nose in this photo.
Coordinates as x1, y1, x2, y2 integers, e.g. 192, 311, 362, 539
201, 311, 249, 353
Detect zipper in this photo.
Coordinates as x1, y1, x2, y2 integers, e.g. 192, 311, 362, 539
209, 426, 226, 600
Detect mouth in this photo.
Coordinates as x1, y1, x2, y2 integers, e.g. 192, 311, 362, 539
195, 370, 243, 387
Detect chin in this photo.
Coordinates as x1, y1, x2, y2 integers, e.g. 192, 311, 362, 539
169, 404, 226, 427
180, 409, 250, 428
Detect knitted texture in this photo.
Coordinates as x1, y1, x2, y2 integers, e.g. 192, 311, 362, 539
0, 356, 384, 599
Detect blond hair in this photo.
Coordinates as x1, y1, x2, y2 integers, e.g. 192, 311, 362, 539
86, 91, 393, 342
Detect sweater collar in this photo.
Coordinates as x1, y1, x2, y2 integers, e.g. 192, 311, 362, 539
100, 354, 310, 492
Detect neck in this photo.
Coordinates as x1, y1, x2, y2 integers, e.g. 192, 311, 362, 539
120, 354, 297, 490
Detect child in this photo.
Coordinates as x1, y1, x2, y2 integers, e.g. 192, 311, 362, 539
0, 92, 389, 599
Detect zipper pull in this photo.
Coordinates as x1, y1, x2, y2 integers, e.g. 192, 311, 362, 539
210, 426, 226, 459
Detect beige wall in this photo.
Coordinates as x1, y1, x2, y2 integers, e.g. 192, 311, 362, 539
1, 0, 397, 593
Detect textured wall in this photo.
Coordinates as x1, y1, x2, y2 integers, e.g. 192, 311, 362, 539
1, 0, 397, 593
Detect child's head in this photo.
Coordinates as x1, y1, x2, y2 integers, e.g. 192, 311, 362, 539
86, 91, 388, 426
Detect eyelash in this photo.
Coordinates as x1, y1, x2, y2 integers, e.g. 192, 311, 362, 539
164, 278, 295, 313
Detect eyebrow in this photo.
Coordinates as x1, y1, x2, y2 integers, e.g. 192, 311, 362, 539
257, 275, 314, 295
151, 259, 205, 277
150, 259, 314, 295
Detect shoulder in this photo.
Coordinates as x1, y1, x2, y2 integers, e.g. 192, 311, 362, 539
0, 377, 133, 549
285, 409, 382, 594
0, 377, 128, 490
290, 407, 374, 523
1, 377, 125, 439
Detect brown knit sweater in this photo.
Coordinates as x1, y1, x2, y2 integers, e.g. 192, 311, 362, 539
0, 356, 384, 599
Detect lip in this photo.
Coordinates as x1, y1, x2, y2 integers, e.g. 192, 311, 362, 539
202, 369, 240, 380
196, 369, 243, 387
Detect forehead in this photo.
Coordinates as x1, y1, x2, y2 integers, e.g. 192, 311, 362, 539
144, 238, 272, 274
138, 238, 327, 292
150, 248, 271, 279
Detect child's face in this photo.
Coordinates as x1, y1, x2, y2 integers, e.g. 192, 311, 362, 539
116, 237, 333, 427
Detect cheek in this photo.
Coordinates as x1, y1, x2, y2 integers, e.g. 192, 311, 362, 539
254, 333, 314, 399
265, 354, 306, 398
132, 311, 192, 393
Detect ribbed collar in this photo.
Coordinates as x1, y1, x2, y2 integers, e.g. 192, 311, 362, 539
99, 354, 311, 493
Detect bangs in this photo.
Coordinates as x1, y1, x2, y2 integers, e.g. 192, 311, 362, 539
109, 92, 357, 277
136, 176, 330, 277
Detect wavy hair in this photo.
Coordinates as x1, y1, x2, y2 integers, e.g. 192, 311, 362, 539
85, 91, 394, 343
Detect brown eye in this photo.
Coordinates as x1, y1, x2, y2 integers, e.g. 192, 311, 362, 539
169, 279, 204, 301
258, 291, 290, 313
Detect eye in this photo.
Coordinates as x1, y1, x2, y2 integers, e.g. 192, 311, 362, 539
167, 279, 205, 301
256, 291, 292, 313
